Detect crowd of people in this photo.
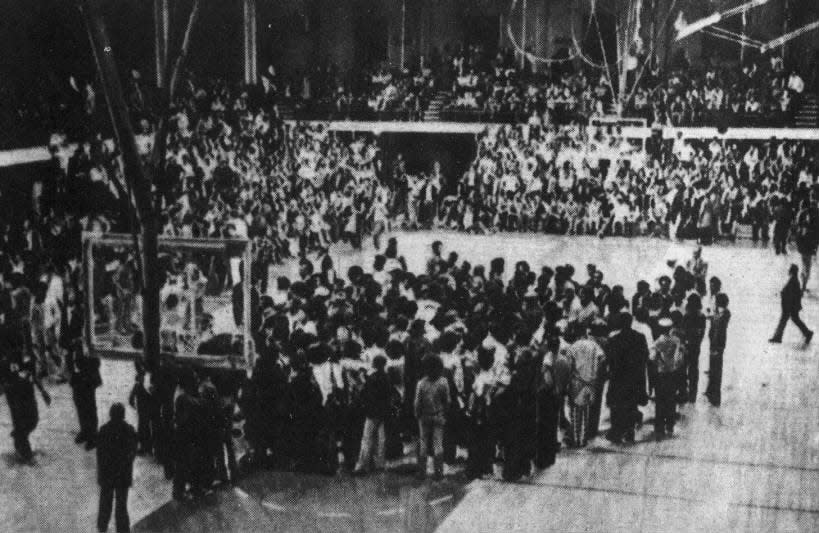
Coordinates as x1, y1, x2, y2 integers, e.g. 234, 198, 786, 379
4, 43, 813, 150
284, 61, 438, 122
440, 44, 611, 125
437, 45, 810, 128
1, 228, 735, 505
39, 75, 819, 273
628, 55, 807, 127
24, 54, 818, 271
1, 47, 817, 530
226, 239, 733, 484
418, 124, 818, 249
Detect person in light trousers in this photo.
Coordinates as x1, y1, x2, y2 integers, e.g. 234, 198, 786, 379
414, 354, 450, 480
353, 355, 393, 475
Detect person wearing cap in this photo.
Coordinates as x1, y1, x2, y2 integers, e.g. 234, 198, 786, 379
705, 293, 731, 406
649, 317, 684, 439
353, 355, 393, 475
769, 264, 813, 344
605, 312, 649, 444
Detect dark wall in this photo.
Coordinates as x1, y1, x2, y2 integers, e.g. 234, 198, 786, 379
0, 162, 45, 222
379, 133, 477, 193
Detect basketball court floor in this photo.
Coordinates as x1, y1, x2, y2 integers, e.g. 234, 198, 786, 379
1, 232, 818, 532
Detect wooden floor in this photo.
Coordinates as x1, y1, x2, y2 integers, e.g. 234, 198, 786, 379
135, 471, 463, 533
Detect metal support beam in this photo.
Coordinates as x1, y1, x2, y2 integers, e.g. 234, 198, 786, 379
243, 0, 258, 85
154, 0, 169, 88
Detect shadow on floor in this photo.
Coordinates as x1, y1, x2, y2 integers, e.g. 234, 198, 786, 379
134, 469, 465, 533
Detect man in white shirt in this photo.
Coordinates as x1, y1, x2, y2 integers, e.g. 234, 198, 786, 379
565, 325, 606, 447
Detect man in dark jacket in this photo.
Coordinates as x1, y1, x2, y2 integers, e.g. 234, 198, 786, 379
353, 355, 393, 475
604, 312, 649, 444
402, 320, 430, 435
172, 370, 204, 501
60, 288, 84, 382
771, 196, 793, 256
705, 293, 731, 407
0, 312, 50, 463
769, 264, 813, 344
96, 402, 137, 533
65, 289, 102, 449
70, 349, 102, 450
794, 199, 819, 291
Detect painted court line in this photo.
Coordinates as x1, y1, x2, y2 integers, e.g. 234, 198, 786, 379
429, 494, 455, 506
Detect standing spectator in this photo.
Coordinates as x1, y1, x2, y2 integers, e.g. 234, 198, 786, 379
0, 309, 50, 463
565, 324, 606, 447
604, 312, 649, 444
794, 199, 819, 291
501, 348, 539, 482
64, 288, 100, 449
215, 389, 239, 485
466, 345, 495, 478
697, 191, 716, 245
771, 197, 793, 256
679, 294, 706, 404
113, 253, 135, 334
69, 346, 102, 450
128, 361, 154, 455
198, 374, 221, 489
287, 352, 324, 473
650, 317, 683, 440
353, 355, 392, 475
403, 319, 431, 435
43, 264, 64, 377
704, 293, 731, 407
685, 247, 708, 296
536, 331, 571, 467
769, 264, 814, 344
96, 402, 137, 533
414, 354, 450, 480
172, 370, 203, 501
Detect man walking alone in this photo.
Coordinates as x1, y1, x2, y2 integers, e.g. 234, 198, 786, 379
769, 264, 813, 345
